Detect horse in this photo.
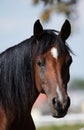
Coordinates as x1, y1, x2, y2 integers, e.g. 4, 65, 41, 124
0, 19, 72, 130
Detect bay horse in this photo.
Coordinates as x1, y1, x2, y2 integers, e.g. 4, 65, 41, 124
0, 19, 72, 130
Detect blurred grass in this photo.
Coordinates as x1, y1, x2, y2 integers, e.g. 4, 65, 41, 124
37, 124, 84, 130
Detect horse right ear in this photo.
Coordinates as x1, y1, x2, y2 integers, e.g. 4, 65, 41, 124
34, 19, 43, 39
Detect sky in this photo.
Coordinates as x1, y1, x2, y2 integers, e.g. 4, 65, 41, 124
0, 0, 84, 79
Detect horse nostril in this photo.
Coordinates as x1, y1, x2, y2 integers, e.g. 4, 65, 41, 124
52, 96, 70, 112
68, 96, 70, 104
63, 96, 70, 110
66, 96, 70, 108
52, 98, 63, 112
52, 97, 56, 105
52, 98, 62, 110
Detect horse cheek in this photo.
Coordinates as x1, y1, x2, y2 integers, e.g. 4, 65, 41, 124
34, 63, 42, 93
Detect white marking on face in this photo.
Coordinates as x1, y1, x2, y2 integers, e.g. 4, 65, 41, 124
56, 86, 63, 102
51, 47, 58, 59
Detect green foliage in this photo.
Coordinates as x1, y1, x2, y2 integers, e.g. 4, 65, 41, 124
33, 0, 39, 5
37, 124, 84, 130
70, 79, 84, 89
33, 0, 77, 22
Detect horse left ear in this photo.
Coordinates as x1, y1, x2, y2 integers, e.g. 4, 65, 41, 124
59, 19, 71, 41
34, 19, 43, 39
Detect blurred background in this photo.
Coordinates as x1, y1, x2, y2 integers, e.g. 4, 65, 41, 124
0, 0, 84, 130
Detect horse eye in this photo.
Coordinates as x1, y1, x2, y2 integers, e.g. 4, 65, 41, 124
37, 61, 42, 67
37, 59, 45, 67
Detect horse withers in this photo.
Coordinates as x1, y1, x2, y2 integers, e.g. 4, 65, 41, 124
0, 19, 72, 130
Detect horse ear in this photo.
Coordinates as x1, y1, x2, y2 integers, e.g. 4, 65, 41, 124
34, 19, 43, 39
59, 19, 71, 41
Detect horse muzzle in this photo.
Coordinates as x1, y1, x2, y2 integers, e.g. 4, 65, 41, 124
52, 96, 70, 118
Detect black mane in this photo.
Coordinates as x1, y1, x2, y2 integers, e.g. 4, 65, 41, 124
0, 36, 38, 117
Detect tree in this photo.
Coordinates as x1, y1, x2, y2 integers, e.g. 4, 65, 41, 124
32, 0, 78, 22
70, 79, 84, 89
